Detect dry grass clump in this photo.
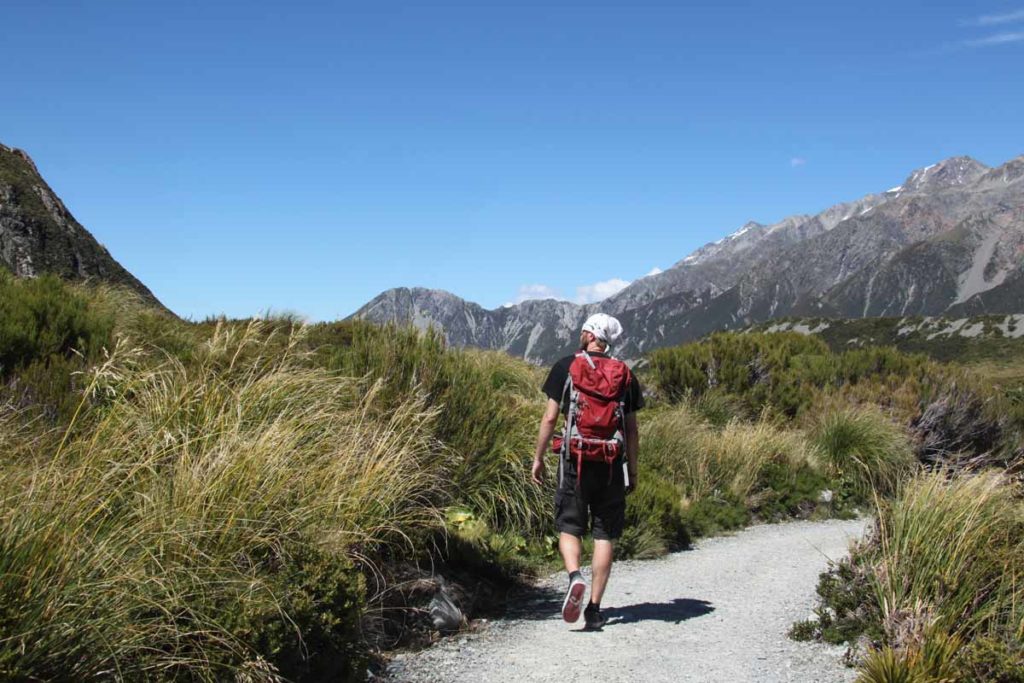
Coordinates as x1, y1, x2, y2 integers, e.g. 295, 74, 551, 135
869, 472, 1023, 642
810, 405, 916, 501
311, 322, 549, 535
845, 472, 1024, 682
643, 406, 817, 502
637, 406, 833, 538
0, 320, 445, 680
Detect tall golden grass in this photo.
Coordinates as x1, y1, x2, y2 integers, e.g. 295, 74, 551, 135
0, 321, 446, 680
850, 472, 1024, 681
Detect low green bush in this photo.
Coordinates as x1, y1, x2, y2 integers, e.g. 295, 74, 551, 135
0, 273, 114, 376
622, 470, 690, 558
956, 636, 1024, 683
247, 544, 368, 682
810, 556, 883, 646
679, 492, 750, 538
754, 460, 832, 520
647, 332, 831, 416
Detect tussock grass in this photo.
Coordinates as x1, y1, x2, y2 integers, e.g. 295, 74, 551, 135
643, 406, 817, 503
637, 405, 834, 538
868, 472, 1024, 644
813, 472, 1024, 681
0, 321, 445, 680
312, 322, 548, 534
811, 406, 916, 502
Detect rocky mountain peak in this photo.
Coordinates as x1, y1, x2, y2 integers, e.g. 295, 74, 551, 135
0, 144, 40, 174
0, 142, 163, 308
978, 154, 1024, 186
899, 156, 989, 193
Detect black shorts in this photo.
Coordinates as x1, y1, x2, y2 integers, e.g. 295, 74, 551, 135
554, 458, 626, 541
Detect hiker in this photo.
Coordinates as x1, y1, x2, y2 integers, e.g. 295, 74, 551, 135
531, 313, 643, 630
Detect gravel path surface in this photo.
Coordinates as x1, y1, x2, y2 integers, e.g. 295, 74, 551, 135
387, 518, 868, 683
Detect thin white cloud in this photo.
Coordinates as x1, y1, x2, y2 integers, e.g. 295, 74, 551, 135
506, 283, 565, 306
964, 31, 1024, 47
790, 157, 807, 167
967, 9, 1024, 26
575, 278, 631, 304
646, 266, 663, 276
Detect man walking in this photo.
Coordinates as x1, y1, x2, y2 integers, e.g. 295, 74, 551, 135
531, 313, 643, 630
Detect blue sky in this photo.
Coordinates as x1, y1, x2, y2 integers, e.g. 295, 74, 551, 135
3, 1, 1022, 320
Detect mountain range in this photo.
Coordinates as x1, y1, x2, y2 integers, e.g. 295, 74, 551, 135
355, 153, 1024, 364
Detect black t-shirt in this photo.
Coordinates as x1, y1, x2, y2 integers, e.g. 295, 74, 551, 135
542, 352, 644, 415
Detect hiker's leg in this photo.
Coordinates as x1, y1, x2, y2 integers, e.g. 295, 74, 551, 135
559, 532, 582, 573
590, 539, 614, 603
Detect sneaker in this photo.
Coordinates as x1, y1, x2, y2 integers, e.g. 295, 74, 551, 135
583, 603, 607, 630
561, 575, 586, 623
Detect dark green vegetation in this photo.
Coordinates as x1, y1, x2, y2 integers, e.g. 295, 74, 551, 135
3, 276, 1022, 682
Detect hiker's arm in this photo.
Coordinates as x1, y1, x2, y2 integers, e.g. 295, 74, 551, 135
625, 412, 639, 491
532, 398, 560, 484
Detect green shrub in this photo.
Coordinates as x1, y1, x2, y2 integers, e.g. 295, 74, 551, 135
646, 332, 935, 420
622, 471, 690, 558
956, 636, 1024, 683
246, 544, 368, 682
811, 556, 884, 646
647, 332, 831, 416
788, 619, 818, 642
680, 492, 750, 538
0, 273, 114, 375
754, 459, 832, 520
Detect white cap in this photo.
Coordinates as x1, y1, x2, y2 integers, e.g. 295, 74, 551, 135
581, 313, 623, 344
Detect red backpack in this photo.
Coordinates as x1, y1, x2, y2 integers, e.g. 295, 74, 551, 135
551, 351, 632, 483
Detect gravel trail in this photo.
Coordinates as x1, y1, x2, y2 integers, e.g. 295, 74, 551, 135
387, 518, 868, 682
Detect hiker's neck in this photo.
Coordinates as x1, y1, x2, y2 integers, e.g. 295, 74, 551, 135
584, 342, 607, 354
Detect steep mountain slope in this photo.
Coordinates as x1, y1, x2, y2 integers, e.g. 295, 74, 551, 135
356, 153, 1024, 364
0, 144, 161, 306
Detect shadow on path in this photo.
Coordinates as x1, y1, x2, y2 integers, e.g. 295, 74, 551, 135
503, 584, 566, 621
501, 586, 714, 626
602, 598, 714, 626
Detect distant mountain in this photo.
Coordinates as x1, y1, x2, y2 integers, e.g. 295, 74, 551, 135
356, 153, 1024, 365
0, 143, 162, 306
